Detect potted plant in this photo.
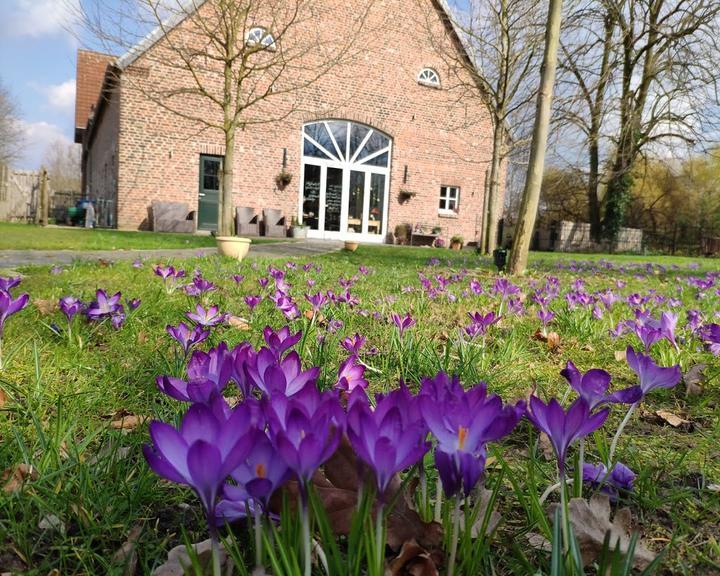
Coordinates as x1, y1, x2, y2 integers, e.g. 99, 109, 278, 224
216, 236, 252, 260
290, 216, 308, 239
275, 169, 293, 189
398, 189, 416, 203
433, 237, 446, 249
394, 223, 411, 245
344, 240, 359, 252
450, 235, 464, 250
432, 226, 442, 235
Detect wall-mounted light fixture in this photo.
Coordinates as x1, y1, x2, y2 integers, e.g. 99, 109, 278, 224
282, 148, 287, 168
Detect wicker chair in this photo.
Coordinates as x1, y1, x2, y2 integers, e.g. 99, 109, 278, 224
151, 201, 196, 233
263, 208, 286, 237
235, 206, 260, 236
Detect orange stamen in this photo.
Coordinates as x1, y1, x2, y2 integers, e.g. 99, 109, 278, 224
255, 463, 266, 479
458, 426, 468, 450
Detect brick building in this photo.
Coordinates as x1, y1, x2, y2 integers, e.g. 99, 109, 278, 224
75, 0, 503, 245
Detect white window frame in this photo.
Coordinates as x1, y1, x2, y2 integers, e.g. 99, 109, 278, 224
439, 185, 460, 214
417, 68, 441, 88
246, 27, 276, 50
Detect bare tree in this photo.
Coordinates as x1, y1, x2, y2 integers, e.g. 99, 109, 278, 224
0, 78, 25, 166
43, 139, 82, 192
555, 1, 617, 240
508, 0, 563, 274
74, 0, 373, 236
556, 0, 720, 244
422, 0, 544, 253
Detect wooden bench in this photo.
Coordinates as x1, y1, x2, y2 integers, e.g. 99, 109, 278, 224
410, 224, 439, 246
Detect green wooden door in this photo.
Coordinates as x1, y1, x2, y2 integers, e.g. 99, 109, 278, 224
198, 155, 222, 231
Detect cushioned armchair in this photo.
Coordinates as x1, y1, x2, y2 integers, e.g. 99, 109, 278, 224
151, 201, 196, 233
236, 206, 260, 236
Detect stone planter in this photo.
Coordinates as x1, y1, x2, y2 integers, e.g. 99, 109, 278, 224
344, 241, 359, 252
291, 226, 308, 239
450, 242, 462, 251
216, 236, 252, 260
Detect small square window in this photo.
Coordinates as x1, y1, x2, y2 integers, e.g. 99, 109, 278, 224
439, 186, 460, 213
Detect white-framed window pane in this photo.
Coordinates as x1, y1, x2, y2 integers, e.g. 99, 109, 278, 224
439, 186, 460, 212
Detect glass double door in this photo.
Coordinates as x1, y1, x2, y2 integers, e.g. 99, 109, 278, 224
301, 162, 387, 241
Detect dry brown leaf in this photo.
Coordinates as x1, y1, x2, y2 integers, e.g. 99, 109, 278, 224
106, 410, 149, 431
614, 350, 627, 362
468, 488, 501, 538
227, 315, 251, 330
527, 532, 552, 552
38, 514, 65, 533
548, 493, 655, 568
152, 538, 228, 576
2, 463, 38, 493
137, 331, 149, 344
684, 364, 706, 396
272, 438, 443, 552
387, 539, 440, 576
707, 484, 720, 493
112, 524, 142, 576
538, 433, 554, 460
655, 409, 692, 429
34, 299, 57, 315
546, 332, 561, 351
0, 387, 7, 408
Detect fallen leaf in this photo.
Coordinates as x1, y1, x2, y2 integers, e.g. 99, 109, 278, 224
614, 350, 627, 362
34, 299, 57, 315
105, 410, 149, 431
546, 332, 561, 351
467, 487, 501, 538
112, 524, 142, 576
707, 484, 720, 493
39, 514, 65, 533
271, 438, 443, 552
0, 387, 7, 407
538, 433, 554, 460
227, 315, 251, 330
684, 363, 706, 396
2, 463, 38, 493
152, 539, 228, 576
527, 532, 552, 552
387, 539, 439, 576
655, 409, 692, 430
548, 493, 655, 568
137, 331, 149, 344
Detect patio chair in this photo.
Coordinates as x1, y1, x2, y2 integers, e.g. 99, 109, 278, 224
263, 208, 286, 238
236, 206, 260, 236
151, 201, 196, 233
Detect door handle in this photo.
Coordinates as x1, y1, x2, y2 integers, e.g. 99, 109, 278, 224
199, 193, 206, 197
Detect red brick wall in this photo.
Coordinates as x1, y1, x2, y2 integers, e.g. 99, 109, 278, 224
103, 0, 503, 243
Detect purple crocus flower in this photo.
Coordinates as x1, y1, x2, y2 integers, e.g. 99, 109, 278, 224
127, 298, 141, 310
258, 277, 269, 289
341, 333, 366, 354
700, 323, 720, 355
335, 356, 368, 392
244, 295, 262, 311
245, 348, 319, 397
143, 400, 258, 525
391, 312, 416, 338
263, 325, 302, 357
271, 293, 299, 320
222, 432, 291, 511
86, 289, 122, 320
420, 374, 523, 497
625, 346, 681, 397
560, 361, 642, 409
264, 385, 345, 486
493, 278, 520, 299
526, 397, 609, 475
184, 275, 216, 297
0, 289, 30, 338
347, 388, 430, 495
111, 312, 126, 330
537, 309, 555, 327
305, 292, 328, 312
583, 461, 635, 499
186, 304, 226, 327
157, 342, 234, 403
0, 277, 22, 292
231, 274, 245, 284
166, 322, 210, 355
59, 296, 83, 322
467, 311, 500, 335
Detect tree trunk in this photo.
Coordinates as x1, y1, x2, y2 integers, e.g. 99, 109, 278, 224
484, 123, 504, 254
508, 0, 563, 275
219, 127, 235, 236
587, 131, 602, 241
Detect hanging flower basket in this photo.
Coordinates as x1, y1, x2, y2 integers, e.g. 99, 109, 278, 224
275, 170, 293, 189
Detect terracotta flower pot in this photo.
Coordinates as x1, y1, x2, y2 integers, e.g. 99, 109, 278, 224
451, 242, 462, 251
344, 241, 359, 252
216, 236, 252, 260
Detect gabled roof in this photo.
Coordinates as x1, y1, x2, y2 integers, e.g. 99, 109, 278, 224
75, 49, 115, 142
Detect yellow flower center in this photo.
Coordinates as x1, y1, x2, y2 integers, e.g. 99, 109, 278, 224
458, 426, 468, 450
255, 463, 266, 479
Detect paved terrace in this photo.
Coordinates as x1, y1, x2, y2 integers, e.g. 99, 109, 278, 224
0, 240, 344, 268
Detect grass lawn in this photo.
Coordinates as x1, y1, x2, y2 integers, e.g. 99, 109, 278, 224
0, 222, 285, 251
0, 246, 718, 574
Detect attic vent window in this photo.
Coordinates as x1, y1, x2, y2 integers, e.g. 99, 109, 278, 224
246, 27, 276, 49
417, 68, 440, 88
